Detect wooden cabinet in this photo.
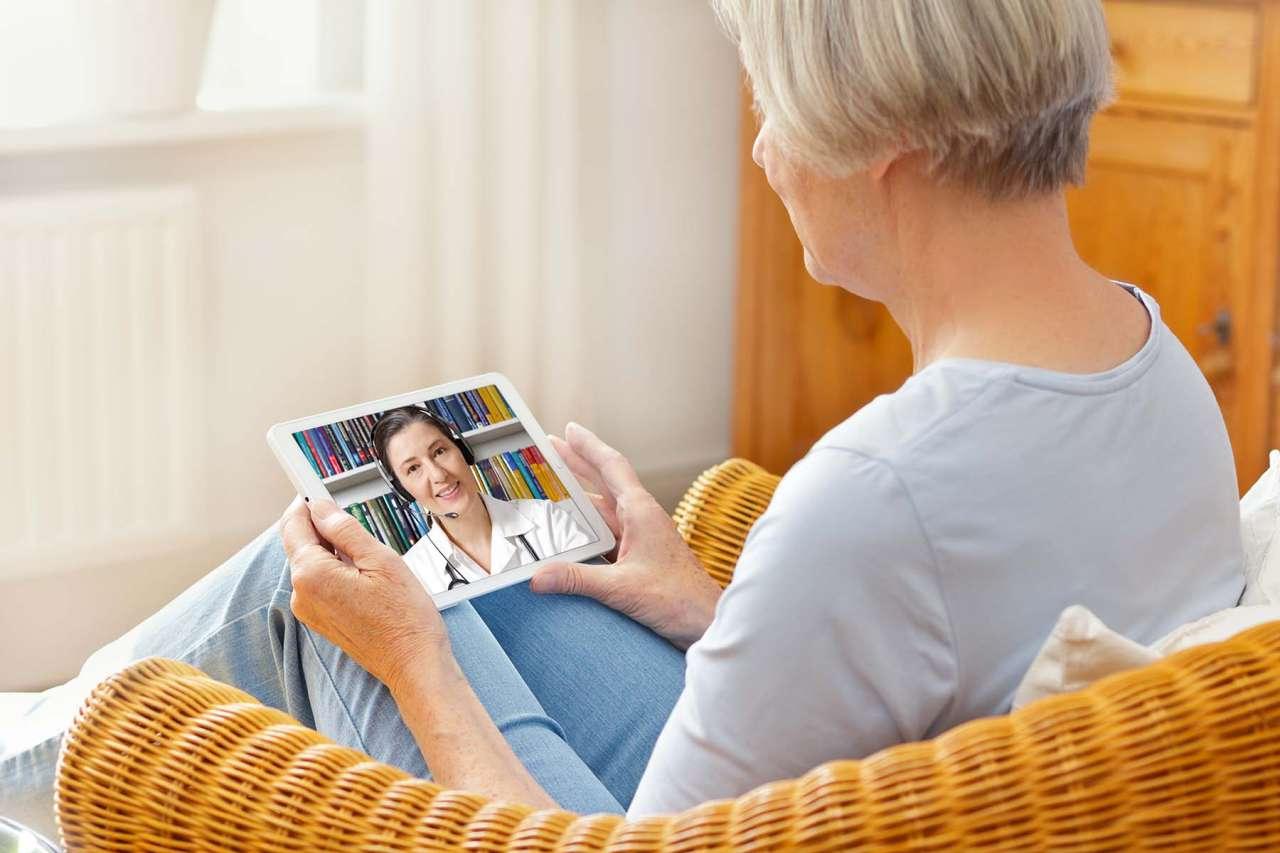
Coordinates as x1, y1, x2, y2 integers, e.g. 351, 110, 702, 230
732, 0, 1280, 490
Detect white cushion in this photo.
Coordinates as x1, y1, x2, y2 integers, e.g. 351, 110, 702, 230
1013, 603, 1280, 709
1013, 451, 1280, 709
1241, 449, 1280, 605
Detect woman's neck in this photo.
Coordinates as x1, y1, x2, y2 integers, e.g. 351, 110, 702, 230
438, 497, 494, 572
878, 192, 1144, 375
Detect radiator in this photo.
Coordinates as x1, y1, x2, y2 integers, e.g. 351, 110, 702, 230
0, 187, 204, 580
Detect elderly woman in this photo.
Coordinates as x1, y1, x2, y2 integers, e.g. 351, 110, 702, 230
1, 0, 1245, 826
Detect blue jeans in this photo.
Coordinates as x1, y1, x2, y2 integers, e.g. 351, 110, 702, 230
0, 525, 686, 833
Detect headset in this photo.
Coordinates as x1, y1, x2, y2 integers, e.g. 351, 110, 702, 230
370, 404, 538, 589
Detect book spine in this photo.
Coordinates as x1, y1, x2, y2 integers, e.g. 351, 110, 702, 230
472, 389, 494, 425
294, 433, 322, 478
510, 451, 545, 499
394, 498, 420, 547
487, 456, 513, 498
458, 391, 483, 427
487, 462, 508, 500
532, 446, 566, 500
339, 420, 368, 464
473, 389, 492, 425
356, 416, 376, 458
521, 447, 557, 500
356, 418, 374, 460
373, 497, 409, 553
353, 501, 382, 545
326, 424, 356, 470
475, 386, 499, 423
348, 503, 373, 537
470, 465, 487, 498
443, 395, 475, 432
315, 426, 342, 474
497, 453, 532, 499
474, 459, 503, 500
369, 500, 397, 550
502, 456, 527, 498
303, 429, 334, 477
457, 394, 479, 431
487, 385, 514, 420
408, 501, 429, 537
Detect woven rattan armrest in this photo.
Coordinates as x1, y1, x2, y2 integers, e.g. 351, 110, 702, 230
56, 622, 1280, 850
672, 457, 780, 588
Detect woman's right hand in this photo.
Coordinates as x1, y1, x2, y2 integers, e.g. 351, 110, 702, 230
530, 422, 722, 650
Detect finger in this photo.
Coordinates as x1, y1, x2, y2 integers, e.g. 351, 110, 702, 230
280, 497, 326, 560
551, 434, 612, 507
564, 422, 646, 501
586, 491, 621, 538
308, 498, 389, 563
529, 560, 615, 601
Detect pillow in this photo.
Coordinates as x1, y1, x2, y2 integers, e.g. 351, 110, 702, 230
1013, 451, 1280, 709
1241, 449, 1280, 605
1013, 603, 1280, 709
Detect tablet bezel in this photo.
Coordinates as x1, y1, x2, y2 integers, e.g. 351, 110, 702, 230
266, 371, 615, 609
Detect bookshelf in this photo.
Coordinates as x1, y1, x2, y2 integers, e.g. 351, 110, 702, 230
323, 417, 526, 506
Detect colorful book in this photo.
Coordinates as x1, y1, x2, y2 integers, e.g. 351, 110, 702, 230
508, 451, 545, 500
304, 429, 334, 477
327, 424, 355, 470
373, 498, 409, 552
443, 395, 474, 432
485, 385, 514, 420
457, 393, 480, 430
467, 389, 492, 426
339, 420, 368, 464
316, 426, 343, 475
294, 433, 321, 477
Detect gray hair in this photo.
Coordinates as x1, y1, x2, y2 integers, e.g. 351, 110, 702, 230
713, 0, 1115, 200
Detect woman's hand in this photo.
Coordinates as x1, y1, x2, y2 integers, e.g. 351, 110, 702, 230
280, 497, 450, 695
530, 422, 722, 650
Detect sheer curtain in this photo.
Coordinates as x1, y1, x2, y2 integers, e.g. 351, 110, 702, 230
364, 0, 601, 433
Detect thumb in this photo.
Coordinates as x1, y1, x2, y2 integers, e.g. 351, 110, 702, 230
530, 560, 613, 601
308, 498, 388, 563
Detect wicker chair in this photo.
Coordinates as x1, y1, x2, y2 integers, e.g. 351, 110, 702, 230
54, 459, 1280, 851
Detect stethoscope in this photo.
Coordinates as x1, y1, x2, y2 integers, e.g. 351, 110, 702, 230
421, 510, 541, 590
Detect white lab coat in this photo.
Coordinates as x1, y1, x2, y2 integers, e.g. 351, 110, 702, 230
402, 492, 592, 594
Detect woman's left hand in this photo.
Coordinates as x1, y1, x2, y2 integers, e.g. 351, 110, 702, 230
280, 497, 450, 695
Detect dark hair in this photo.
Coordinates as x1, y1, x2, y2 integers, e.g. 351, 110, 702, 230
371, 406, 462, 475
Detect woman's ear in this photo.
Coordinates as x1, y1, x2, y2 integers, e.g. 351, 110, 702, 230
867, 146, 912, 185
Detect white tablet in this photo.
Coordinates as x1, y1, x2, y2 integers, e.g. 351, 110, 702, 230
266, 372, 615, 609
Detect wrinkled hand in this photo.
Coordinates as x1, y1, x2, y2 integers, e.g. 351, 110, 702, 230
280, 497, 450, 695
530, 422, 721, 650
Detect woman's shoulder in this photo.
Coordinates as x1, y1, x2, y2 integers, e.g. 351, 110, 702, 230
816, 364, 996, 463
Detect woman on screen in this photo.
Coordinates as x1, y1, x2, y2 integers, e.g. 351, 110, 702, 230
371, 405, 592, 594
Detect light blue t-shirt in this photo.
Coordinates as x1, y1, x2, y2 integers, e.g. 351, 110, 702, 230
629, 283, 1245, 816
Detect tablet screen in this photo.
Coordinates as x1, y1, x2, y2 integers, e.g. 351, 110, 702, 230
280, 377, 603, 601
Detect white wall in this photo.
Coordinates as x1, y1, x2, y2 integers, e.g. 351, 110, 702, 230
0, 0, 740, 691
0, 131, 368, 691
591, 1, 741, 493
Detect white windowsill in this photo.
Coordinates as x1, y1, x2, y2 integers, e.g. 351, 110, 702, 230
0, 94, 366, 157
